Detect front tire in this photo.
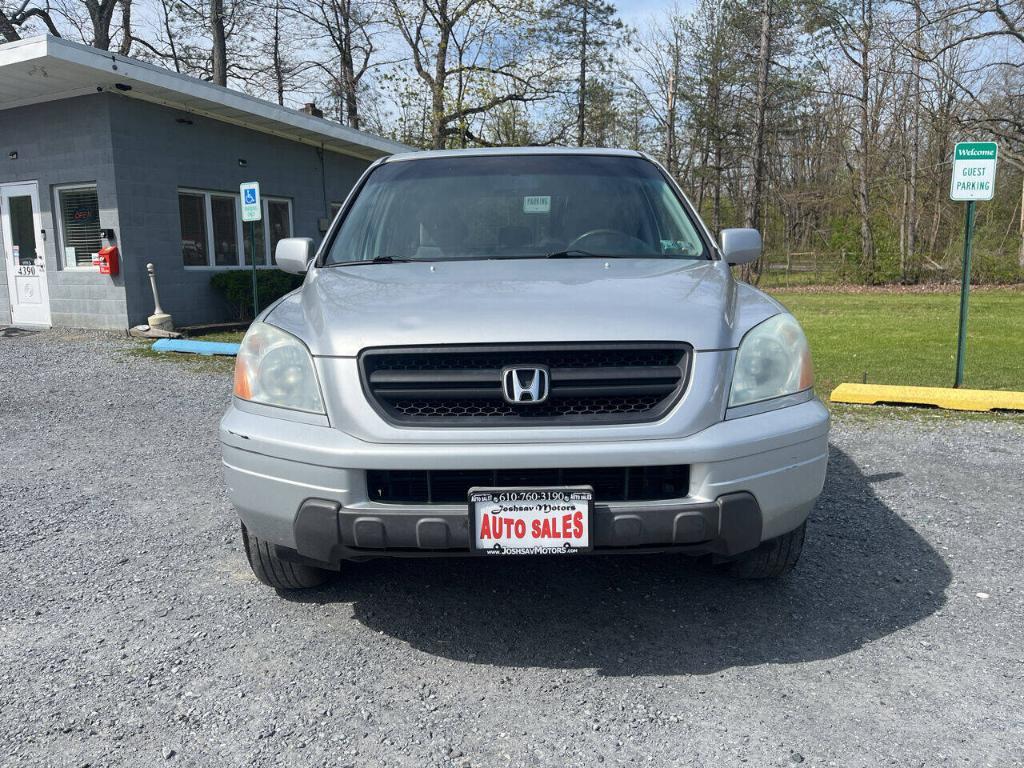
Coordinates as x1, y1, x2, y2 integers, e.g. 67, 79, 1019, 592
729, 522, 805, 579
241, 524, 330, 589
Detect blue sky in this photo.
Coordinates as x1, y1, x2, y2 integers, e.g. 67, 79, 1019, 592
615, 0, 695, 27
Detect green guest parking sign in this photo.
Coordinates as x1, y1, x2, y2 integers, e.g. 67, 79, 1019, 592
950, 142, 997, 202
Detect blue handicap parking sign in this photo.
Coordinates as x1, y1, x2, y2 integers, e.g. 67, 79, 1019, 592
240, 182, 261, 220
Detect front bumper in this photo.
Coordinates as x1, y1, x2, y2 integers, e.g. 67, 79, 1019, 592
219, 399, 830, 564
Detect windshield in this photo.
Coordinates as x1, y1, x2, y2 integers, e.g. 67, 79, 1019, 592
324, 154, 709, 264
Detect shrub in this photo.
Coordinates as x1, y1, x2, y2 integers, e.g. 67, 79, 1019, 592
210, 269, 304, 320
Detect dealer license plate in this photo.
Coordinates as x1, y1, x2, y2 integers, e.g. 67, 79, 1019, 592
468, 487, 594, 555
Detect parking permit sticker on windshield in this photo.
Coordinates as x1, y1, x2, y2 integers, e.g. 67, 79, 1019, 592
523, 195, 551, 214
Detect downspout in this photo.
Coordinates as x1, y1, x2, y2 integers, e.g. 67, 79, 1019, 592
317, 143, 328, 217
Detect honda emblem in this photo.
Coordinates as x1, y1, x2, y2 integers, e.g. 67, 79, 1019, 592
502, 366, 550, 404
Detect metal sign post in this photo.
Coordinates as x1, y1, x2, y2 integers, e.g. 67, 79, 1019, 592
954, 201, 975, 388
948, 142, 997, 388
240, 182, 262, 319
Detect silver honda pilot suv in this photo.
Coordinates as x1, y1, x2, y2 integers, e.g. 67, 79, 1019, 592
221, 148, 829, 590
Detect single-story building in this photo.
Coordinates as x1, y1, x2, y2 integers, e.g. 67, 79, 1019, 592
0, 35, 408, 329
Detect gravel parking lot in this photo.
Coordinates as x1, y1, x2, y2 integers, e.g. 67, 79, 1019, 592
1, 327, 1022, 767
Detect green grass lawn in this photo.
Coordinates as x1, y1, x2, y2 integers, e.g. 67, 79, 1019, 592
185, 330, 246, 343
769, 288, 1024, 397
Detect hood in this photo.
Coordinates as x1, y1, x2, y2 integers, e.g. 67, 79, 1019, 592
267, 259, 781, 357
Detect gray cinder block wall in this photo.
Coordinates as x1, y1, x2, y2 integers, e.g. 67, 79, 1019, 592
0, 95, 128, 329
110, 97, 372, 327
1, 91, 374, 329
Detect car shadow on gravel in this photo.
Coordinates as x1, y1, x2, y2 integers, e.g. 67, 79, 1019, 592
284, 446, 951, 676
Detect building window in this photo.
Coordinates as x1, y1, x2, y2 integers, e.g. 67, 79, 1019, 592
56, 185, 102, 268
210, 195, 238, 266
243, 215, 267, 266
178, 192, 208, 266
178, 189, 291, 268
267, 200, 292, 265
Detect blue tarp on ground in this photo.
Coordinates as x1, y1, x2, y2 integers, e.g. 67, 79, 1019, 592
152, 338, 241, 356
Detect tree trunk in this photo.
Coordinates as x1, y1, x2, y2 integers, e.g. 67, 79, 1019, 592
1019, 176, 1024, 269
713, 142, 722, 234
211, 0, 228, 86
343, 65, 359, 129
340, 1, 360, 129
92, 12, 111, 49
429, 83, 446, 148
899, 178, 908, 275
577, 0, 589, 147
856, 0, 875, 282
663, 23, 681, 175
745, 0, 772, 234
665, 68, 676, 175
272, 3, 285, 105
695, 135, 710, 214
927, 112, 949, 260
701, 42, 721, 227
906, 0, 921, 282
0, 11, 21, 42
741, 0, 773, 282
119, 0, 133, 55
430, 17, 450, 149
88, 0, 120, 50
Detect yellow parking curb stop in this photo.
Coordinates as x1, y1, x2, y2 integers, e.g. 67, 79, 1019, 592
830, 383, 1024, 413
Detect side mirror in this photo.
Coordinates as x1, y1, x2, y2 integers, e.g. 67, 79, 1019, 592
275, 237, 314, 274
720, 228, 762, 266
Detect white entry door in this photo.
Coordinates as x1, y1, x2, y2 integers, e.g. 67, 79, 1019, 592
1, 182, 51, 326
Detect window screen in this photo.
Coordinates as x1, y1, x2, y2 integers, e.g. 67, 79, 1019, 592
58, 186, 102, 267
179, 193, 208, 266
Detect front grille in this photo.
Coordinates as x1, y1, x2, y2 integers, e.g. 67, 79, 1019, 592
366, 466, 691, 505
360, 343, 691, 426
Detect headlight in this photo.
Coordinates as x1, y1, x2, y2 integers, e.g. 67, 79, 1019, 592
729, 314, 813, 408
233, 322, 325, 413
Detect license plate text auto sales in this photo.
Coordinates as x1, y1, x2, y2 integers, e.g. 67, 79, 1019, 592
469, 487, 594, 555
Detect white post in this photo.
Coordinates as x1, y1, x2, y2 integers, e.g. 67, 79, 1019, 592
147, 262, 174, 331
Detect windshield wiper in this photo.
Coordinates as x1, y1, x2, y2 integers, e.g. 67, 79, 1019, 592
332, 255, 416, 266
543, 251, 701, 260
544, 249, 613, 259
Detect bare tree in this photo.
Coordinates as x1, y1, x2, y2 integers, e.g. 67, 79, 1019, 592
1, 1, 62, 41
14, 0, 133, 50
288, 0, 383, 128
387, 0, 557, 148
232, 0, 314, 106
811, 0, 887, 281
131, 0, 251, 85
544, 0, 623, 146
679, 0, 743, 230
628, 11, 685, 175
